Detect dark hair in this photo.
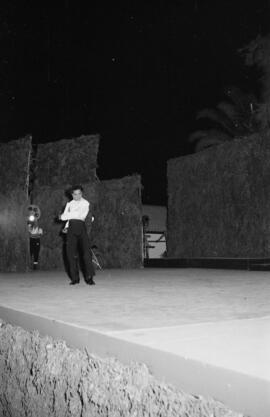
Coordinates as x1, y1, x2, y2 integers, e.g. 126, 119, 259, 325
71, 184, 83, 192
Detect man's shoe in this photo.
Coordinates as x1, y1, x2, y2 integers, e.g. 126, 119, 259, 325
69, 280, 80, 285
86, 277, 96, 285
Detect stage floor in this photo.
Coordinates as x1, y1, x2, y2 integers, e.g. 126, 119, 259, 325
0, 268, 269, 416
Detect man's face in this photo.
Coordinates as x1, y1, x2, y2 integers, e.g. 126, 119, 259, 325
72, 189, 82, 201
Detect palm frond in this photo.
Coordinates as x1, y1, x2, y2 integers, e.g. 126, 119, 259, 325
196, 108, 220, 121
188, 130, 209, 143
216, 101, 237, 119
188, 129, 230, 143
197, 108, 236, 136
226, 87, 247, 111
194, 136, 231, 152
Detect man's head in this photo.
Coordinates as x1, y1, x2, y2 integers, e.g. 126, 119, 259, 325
71, 185, 83, 201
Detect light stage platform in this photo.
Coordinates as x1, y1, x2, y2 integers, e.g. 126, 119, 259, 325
0, 268, 269, 417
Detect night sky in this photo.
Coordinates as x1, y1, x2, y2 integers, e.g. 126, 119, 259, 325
0, 1, 269, 204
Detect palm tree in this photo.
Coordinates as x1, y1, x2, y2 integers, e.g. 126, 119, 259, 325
189, 86, 259, 152
240, 34, 270, 130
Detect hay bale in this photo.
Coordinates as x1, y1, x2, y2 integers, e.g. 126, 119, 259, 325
0, 136, 31, 271
85, 175, 143, 268
33, 176, 142, 270
32, 186, 68, 270
0, 136, 32, 194
35, 134, 99, 187
167, 131, 270, 258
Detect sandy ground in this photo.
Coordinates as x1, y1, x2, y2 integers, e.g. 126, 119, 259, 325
0, 268, 269, 330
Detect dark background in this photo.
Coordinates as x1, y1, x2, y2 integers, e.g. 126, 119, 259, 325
0, 1, 268, 204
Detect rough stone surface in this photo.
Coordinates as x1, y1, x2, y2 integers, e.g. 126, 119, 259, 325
0, 136, 31, 271
0, 322, 244, 417
167, 131, 270, 258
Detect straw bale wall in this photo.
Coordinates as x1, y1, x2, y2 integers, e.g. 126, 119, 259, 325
0, 134, 142, 271
31, 186, 69, 270
87, 176, 142, 268
0, 137, 31, 271
34, 176, 142, 270
32, 134, 99, 270
35, 134, 99, 187
167, 131, 270, 258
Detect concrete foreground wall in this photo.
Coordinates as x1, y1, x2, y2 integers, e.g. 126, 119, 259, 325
167, 131, 270, 258
0, 321, 244, 417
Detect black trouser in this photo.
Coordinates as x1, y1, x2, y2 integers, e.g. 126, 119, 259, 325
66, 220, 95, 282
30, 238, 40, 263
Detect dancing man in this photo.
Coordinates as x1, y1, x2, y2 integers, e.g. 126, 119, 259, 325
60, 184, 95, 285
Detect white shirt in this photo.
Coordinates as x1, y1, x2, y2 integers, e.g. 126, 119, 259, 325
60, 197, 90, 221
28, 225, 43, 238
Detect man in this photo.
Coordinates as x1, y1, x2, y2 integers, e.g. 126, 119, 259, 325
28, 219, 43, 270
60, 185, 95, 285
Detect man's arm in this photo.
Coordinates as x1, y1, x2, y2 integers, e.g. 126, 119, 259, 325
60, 202, 71, 221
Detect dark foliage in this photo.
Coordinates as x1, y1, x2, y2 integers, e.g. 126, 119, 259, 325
189, 87, 260, 152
